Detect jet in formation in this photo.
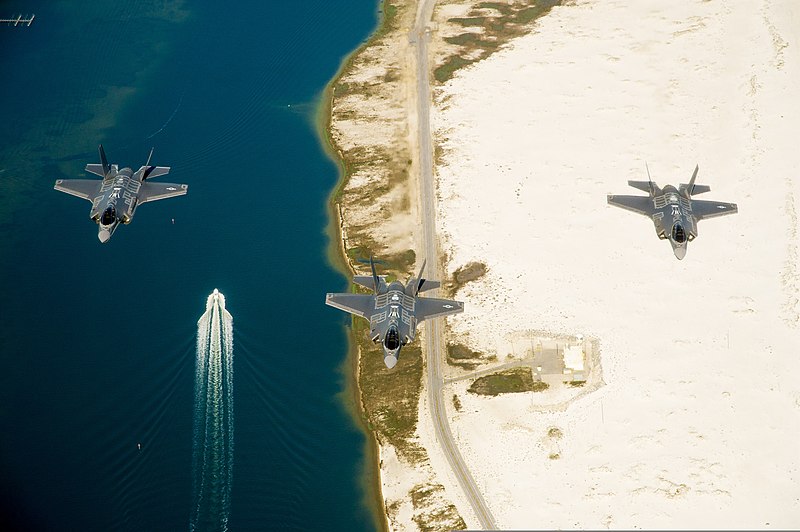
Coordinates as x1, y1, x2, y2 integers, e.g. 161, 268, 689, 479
54, 145, 188, 242
326, 257, 464, 368
607, 164, 738, 259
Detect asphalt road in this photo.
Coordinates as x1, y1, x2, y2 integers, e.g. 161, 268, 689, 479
411, 2, 498, 529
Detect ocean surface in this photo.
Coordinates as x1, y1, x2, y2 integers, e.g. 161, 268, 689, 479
0, 1, 380, 530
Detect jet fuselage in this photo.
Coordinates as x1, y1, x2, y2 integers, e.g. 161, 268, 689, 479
93, 167, 145, 242
373, 280, 418, 368
650, 184, 697, 260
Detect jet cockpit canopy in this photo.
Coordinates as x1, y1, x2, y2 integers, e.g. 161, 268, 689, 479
101, 205, 117, 226
671, 222, 686, 243
384, 326, 400, 351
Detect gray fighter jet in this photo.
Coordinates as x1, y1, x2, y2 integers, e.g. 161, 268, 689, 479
54, 145, 187, 242
326, 257, 464, 368
607, 164, 738, 259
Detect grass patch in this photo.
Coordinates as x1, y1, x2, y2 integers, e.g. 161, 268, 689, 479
468, 367, 549, 396
333, 81, 352, 98
445, 261, 488, 295
409, 484, 468, 532
477, 2, 513, 15
450, 16, 489, 27
434, 55, 474, 84
435, 1, 563, 83
446, 343, 484, 370
515, 1, 561, 24
448, 343, 482, 360
355, 316, 425, 462
444, 33, 500, 51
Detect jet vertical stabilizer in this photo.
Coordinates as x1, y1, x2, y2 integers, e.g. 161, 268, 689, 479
99, 144, 110, 175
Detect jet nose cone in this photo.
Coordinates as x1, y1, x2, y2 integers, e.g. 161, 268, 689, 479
384, 354, 398, 369
98, 230, 111, 243
673, 245, 687, 260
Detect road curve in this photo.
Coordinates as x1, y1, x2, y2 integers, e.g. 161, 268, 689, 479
411, 1, 498, 529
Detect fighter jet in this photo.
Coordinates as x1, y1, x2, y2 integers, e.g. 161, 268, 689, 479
607, 164, 738, 259
54, 145, 187, 242
326, 257, 464, 368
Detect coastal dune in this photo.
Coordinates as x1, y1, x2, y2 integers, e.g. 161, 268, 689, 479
428, 0, 800, 528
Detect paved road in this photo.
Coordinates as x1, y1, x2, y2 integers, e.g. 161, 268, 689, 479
411, 2, 497, 529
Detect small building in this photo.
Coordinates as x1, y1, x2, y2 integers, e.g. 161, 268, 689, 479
562, 345, 586, 383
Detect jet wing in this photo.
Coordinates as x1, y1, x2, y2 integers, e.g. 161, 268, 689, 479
692, 200, 738, 221
54, 179, 99, 202
139, 182, 188, 204
415, 297, 464, 322
325, 293, 375, 319
607, 194, 653, 216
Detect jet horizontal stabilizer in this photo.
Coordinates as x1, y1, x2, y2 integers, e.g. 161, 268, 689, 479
627, 180, 657, 194
354, 275, 386, 291
142, 166, 171, 180
680, 183, 710, 195
85, 164, 106, 177
416, 279, 440, 292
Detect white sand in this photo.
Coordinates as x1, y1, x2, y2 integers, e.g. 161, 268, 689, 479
428, 0, 800, 528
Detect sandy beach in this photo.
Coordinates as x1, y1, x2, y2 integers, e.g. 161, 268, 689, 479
425, 0, 800, 528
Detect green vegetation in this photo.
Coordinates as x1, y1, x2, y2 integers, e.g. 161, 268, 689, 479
434, 0, 563, 84
378, 1, 400, 35
446, 343, 483, 370
476, 2, 513, 16
547, 427, 563, 439
445, 261, 488, 295
434, 55, 474, 84
448, 16, 488, 27
354, 315, 426, 462
345, 247, 416, 280
468, 367, 549, 396
333, 81, 352, 98
409, 483, 468, 532
452, 394, 462, 412
444, 32, 499, 49
516, 2, 561, 24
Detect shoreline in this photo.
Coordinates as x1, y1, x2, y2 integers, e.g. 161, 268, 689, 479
314, 2, 394, 530
316, 1, 576, 529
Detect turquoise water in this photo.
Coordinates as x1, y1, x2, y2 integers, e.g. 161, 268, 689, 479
0, 1, 379, 530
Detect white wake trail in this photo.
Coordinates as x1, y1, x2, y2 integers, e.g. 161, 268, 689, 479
191, 289, 234, 532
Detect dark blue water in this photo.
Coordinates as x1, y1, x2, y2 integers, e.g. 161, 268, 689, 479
0, 1, 379, 530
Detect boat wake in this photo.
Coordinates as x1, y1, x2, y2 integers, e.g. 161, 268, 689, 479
191, 289, 234, 531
